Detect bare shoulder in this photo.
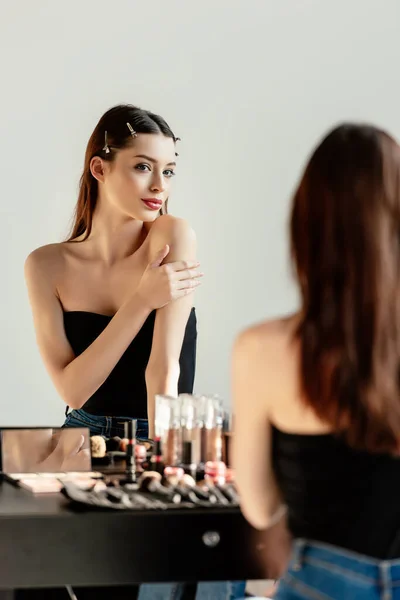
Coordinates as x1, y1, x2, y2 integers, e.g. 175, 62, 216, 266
148, 215, 196, 246
147, 215, 196, 262
24, 243, 65, 282
233, 313, 299, 371
235, 313, 298, 350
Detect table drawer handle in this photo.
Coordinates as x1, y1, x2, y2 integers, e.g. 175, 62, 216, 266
202, 531, 221, 547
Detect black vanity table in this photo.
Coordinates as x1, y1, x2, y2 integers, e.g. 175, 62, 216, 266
0, 479, 270, 599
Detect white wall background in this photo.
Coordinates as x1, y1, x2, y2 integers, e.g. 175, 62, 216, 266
1, 0, 400, 425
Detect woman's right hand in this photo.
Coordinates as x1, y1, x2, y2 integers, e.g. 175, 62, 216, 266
136, 244, 203, 310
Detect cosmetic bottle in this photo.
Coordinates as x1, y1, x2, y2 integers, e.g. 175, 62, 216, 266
222, 409, 234, 467
155, 394, 181, 466
180, 440, 197, 479
200, 395, 223, 463
179, 394, 201, 465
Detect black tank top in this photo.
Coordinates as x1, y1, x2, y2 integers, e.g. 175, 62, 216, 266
272, 425, 400, 559
63, 308, 197, 419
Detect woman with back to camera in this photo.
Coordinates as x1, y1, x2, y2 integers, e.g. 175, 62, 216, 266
233, 124, 400, 599
25, 104, 246, 600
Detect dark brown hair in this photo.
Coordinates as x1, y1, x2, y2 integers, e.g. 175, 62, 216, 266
67, 104, 179, 241
291, 123, 400, 453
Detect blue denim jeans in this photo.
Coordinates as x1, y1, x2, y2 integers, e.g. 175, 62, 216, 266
63, 408, 149, 440
63, 408, 246, 600
138, 581, 246, 599
268, 538, 400, 599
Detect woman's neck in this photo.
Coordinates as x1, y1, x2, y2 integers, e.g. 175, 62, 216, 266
86, 209, 147, 265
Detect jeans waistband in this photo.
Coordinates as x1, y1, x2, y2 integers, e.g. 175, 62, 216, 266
65, 408, 149, 440
291, 539, 400, 593
69, 408, 146, 424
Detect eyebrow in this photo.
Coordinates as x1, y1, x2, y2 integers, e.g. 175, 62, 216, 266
134, 154, 176, 167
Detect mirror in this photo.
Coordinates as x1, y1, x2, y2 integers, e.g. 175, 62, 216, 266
1, 427, 91, 473
2, 3, 397, 434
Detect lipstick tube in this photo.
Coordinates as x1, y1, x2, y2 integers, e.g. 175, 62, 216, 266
123, 419, 136, 483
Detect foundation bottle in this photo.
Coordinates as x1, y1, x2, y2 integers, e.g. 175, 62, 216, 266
179, 394, 201, 465
155, 394, 181, 466
200, 395, 223, 463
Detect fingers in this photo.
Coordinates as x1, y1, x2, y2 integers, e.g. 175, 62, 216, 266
165, 259, 200, 272
172, 267, 204, 283
170, 262, 203, 296
175, 277, 202, 291
149, 244, 170, 268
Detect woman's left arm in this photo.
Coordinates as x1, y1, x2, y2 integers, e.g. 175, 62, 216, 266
231, 326, 284, 530
145, 215, 198, 438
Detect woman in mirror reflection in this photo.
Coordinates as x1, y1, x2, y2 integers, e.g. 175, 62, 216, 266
25, 104, 201, 442
25, 104, 245, 600
233, 124, 400, 599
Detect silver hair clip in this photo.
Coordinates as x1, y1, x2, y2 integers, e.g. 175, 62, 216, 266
103, 131, 111, 154
126, 122, 138, 138
175, 136, 181, 157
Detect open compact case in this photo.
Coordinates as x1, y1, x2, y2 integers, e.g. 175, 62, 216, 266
0, 426, 104, 493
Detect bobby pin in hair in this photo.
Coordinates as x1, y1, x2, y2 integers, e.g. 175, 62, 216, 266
103, 131, 111, 154
175, 136, 181, 156
126, 122, 138, 138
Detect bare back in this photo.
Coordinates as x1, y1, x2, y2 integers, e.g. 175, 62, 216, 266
245, 314, 332, 435
232, 313, 333, 531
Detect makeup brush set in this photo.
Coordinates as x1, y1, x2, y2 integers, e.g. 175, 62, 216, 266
61, 468, 240, 511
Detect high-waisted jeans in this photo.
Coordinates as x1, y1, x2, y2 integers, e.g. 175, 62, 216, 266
263, 538, 400, 600
63, 407, 149, 440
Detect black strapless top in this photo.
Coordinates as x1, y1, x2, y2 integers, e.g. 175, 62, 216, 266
63, 308, 197, 419
272, 425, 400, 559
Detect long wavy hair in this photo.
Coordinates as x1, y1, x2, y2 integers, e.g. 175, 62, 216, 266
291, 123, 400, 453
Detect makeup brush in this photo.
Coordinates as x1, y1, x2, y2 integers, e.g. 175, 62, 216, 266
138, 471, 181, 504
216, 483, 240, 504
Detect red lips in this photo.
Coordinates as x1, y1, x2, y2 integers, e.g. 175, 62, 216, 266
141, 198, 163, 210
